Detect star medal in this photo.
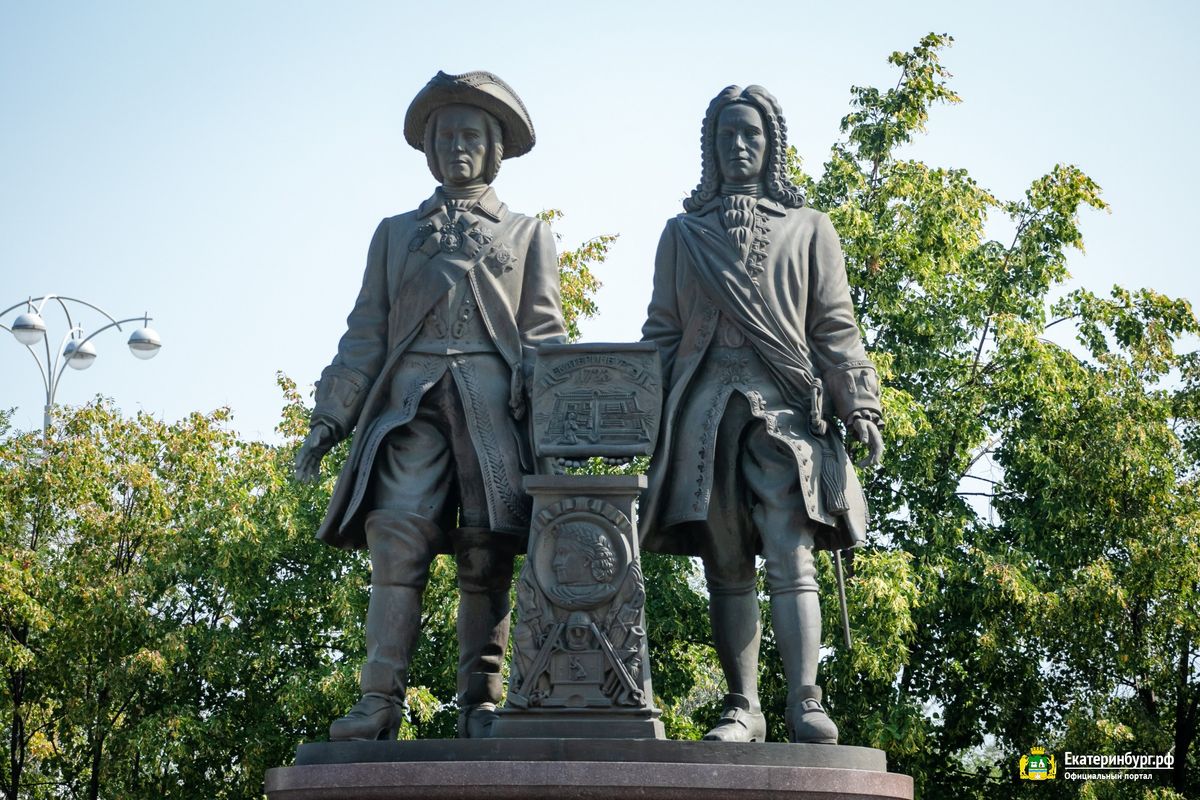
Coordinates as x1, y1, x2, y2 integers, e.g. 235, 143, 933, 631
485, 242, 517, 275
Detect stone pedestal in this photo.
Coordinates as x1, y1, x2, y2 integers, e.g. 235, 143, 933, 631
492, 474, 664, 740
265, 740, 914, 799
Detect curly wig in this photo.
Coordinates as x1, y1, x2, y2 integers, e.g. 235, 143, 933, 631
556, 522, 618, 584
683, 85, 806, 213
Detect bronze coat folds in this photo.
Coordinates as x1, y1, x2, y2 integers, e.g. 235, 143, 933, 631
640, 198, 882, 555
311, 187, 566, 548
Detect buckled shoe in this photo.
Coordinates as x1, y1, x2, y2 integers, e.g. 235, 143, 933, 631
786, 685, 838, 744
702, 693, 767, 742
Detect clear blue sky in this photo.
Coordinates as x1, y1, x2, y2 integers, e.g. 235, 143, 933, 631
2, 1, 1197, 439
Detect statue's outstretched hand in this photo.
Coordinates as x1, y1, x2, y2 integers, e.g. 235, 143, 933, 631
848, 418, 884, 468
295, 422, 337, 483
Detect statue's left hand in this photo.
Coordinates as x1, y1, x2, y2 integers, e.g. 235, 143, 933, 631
848, 418, 884, 468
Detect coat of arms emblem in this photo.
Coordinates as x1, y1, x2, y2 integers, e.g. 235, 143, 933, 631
1019, 747, 1057, 780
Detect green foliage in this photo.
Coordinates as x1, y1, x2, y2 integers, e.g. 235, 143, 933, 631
641, 552, 714, 741
538, 209, 616, 342
840, 33, 962, 181
785, 32, 1200, 799
0, 388, 363, 799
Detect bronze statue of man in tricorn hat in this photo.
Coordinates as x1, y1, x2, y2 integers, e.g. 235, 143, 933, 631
295, 71, 566, 740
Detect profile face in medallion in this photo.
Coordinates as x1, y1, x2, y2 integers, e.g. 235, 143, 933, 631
529, 499, 635, 613
552, 522, 616, 586
541, 520, 621, 611
553, 540, 590, 585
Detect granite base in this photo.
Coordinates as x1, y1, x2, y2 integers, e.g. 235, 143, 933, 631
265, 740, 913, 799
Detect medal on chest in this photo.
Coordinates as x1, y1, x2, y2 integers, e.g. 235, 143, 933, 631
408, 211, 496, 258
439, 220, 465, 253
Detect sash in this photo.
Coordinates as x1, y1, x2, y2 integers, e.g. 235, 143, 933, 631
675, 214, 824, 424
676, 212, 849, 513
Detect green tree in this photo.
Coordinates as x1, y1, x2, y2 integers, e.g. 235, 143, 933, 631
784, 32, 1199, 799
0, 395, 369, 799
539, 208, 615, 342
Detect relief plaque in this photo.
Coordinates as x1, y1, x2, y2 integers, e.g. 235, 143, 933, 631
531, 342, 662, 461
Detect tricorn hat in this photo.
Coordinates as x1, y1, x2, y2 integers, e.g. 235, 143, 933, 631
404, 70, 535, 158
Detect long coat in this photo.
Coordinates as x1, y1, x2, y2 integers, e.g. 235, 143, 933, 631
310, 187, 566, 549
639, 197, 882, 555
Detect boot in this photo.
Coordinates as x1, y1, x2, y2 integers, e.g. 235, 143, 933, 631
702, 589, 764, 741
453, 529, 516, 739
329, 671, 404, 741
786, 685, 838, 744
703, 692, 767, 742
329, 583, 423, 740
331, 511, 437, 741
457, 672, 503, 739
329, 656, 408, 740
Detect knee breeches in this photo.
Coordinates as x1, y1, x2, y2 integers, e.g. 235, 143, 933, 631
698, 393, 820, 596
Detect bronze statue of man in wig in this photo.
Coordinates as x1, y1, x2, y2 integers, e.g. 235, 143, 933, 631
295, 71, 566, 740
640, 85, 884, 744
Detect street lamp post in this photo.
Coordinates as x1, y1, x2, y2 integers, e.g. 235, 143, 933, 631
1, 295, 162, 436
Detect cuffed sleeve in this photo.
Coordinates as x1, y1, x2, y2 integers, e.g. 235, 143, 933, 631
311, 364, 372, 439
824, 359, 883, 427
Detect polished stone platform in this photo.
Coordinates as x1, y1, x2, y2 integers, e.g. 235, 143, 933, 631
265, 740, 914, 799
